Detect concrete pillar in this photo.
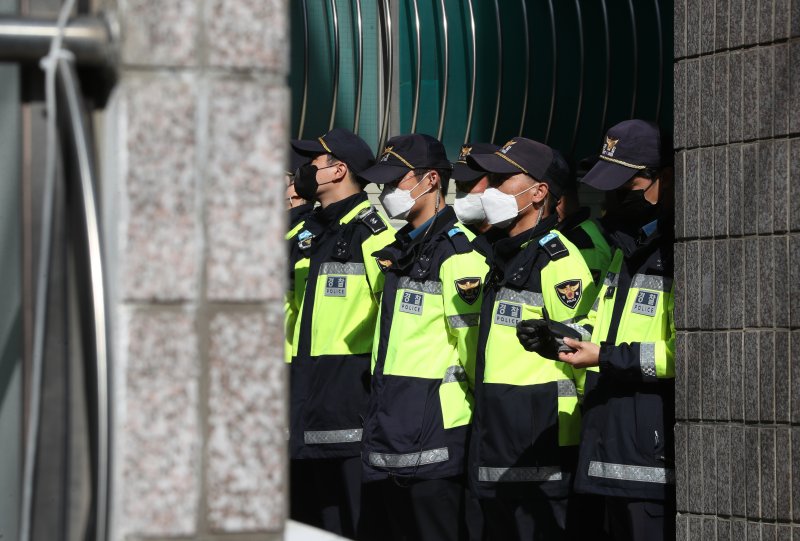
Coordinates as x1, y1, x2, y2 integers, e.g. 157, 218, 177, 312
674, 0, 800, 538
100, 0, 289, 538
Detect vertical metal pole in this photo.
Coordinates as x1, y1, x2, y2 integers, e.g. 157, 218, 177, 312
378, 0, 393, 151
490, 0, 502, 143
410, 0, 421, 133
544, 0, 557, 144
463, 0, 476, 144
328, 0, 340, 131
353, 0, 363, 133
570, 0, 585, 156
57, 56, 111, 541
599, 0, 610, 137
518, 0, 530, 137
436, 0, 448, 141
297, 0, 309, 138
627, 0, 638, 118
654, 0, 663, 122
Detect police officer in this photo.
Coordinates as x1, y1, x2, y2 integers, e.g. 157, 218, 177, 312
465, 137, 600, 540
358, 134, 489, 541
556, 120, 675, 541
286, 147, 313, 230
451, 142, 499, 235
547, 150, 612, 287
287, 128, 396, 537
286, 147, 313, 364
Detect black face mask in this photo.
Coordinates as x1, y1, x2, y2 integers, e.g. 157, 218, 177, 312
605, 184, 659, 230
294, 164, 320, 201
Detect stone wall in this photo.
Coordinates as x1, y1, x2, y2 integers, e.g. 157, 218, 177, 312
673, 0, 800, 538
100, 1, 289, 539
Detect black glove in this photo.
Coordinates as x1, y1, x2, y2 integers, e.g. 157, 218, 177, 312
516, 319, 560, 360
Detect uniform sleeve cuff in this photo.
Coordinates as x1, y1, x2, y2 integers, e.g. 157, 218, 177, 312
598, 342, 615, 373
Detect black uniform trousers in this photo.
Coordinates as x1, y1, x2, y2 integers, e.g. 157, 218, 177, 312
359, 476, 469, 541
290, 456, 362, 538
479, 494, 568, 541
604, 496, 675, 541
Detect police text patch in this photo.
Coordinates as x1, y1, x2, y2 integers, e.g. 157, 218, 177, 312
399, 291, 424, 315
324, 276, 347, 297
494, 302, 522, 327
631, 290, 659, 316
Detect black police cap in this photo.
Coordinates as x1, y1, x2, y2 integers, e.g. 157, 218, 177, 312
540, 149, 575, 199
581, 119, 663, 191
290, 128, 375, 175
452, 142, 500, 184
360, 133, 452, 185
467, 137, 559, 195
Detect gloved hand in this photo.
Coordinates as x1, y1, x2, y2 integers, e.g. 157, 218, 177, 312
516, 319, 560, 360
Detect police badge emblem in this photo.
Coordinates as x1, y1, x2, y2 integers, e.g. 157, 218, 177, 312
603, 136, 619, 156
555, 279, 582, 309
454, 277, 482, 305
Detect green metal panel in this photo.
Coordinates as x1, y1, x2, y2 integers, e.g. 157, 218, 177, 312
289, 0, 380, 153
290, 0, 673, 164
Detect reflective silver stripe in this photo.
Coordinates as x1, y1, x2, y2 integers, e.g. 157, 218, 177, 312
632, 273, 673, 292
603, 272, 619, 287
587, 461, 675, 484
640, 342, 657, 381
447, 313, 479, 328
304, 428, 363, 444
320, 262, 366, 275
442, 365, 467, 383
557, 379, 577, 397
398, 276, 443, 294
478, 466, 563, 483
497, 287, 543, 306
369, 447, 449, 468
563, 322, 591, 341
592, 297, 600, 312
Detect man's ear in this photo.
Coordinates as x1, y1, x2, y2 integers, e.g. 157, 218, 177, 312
426, 169, 440, 189
531, 180, 549, 204
332, 161, 349, 182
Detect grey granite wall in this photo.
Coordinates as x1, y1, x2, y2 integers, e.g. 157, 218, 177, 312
674, 0, 800, 538
99, 1, 289, 539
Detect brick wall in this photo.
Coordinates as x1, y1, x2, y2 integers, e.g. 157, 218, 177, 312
101, 0, 290, 539
673, 0, 800, 538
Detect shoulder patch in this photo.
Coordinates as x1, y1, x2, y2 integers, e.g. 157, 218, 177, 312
448, 228, 473, 254
539, 232, 569, 260
357, 207, 388, 234
454, 277, 482, 305
555, 279, 583, 309
296, 229, 315, 250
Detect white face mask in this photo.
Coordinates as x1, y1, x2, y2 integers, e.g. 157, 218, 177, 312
379, 173, 431, 220
453, 190, 486, 224
480, 184, 537, 228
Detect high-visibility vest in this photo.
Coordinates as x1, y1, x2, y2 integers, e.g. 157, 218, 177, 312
361, 208, 489, 482
288, 192, 396, 460
470, 221, 600, 500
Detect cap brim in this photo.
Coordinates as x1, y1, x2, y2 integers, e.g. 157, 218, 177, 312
359, 163, 410, 184
290, 138, 326, 156
580, 159, 639, 190
468, 153, 523, 175
451, 162, 485, 183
